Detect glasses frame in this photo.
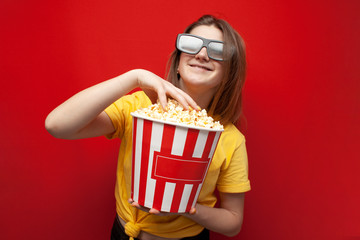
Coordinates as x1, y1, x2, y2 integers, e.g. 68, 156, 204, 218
176, 33, 224, 61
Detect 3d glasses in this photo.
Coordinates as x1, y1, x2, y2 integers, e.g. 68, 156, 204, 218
176, 33, 224, 61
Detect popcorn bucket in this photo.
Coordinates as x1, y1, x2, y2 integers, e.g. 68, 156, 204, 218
130, 113, 223, 213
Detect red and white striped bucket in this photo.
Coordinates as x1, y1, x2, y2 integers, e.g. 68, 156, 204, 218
130, 113, 223, 213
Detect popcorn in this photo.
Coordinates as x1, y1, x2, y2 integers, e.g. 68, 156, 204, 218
133, 99, 224, 130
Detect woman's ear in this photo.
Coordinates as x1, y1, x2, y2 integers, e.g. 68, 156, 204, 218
177, 68, 180, 80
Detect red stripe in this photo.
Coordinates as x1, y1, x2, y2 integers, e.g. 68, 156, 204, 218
152, 180, 165, 211
138, 119, 153, 206
170, 183, 185, 212
131, 117, 138, 200
161, 124, 176, 154
152, 124, 176, 210
202, 131, 216, 159
183, 128, 199, 158
186, 183, 199, 212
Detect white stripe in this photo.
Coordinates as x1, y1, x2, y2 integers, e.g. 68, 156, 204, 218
144, 122, 164, 208
192, 130, 209, 158
161, 182, 176, 212
133, 118, 144, 202
178, 184, 193, 213
192, 183, 202, 208
208, 131, 221, 159
171, 127, 188, 156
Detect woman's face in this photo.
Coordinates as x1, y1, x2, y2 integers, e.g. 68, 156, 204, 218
177, 25, 225, 96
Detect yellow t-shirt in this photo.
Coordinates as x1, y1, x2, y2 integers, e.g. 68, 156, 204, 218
104, 91, 250, 238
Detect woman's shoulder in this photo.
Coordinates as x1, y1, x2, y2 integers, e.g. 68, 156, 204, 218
219, 123, 246, 148
223, 124, 245, 139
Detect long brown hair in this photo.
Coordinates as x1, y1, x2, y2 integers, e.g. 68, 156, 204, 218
166, 15, 247, 126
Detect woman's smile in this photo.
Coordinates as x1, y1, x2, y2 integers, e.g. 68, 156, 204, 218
189, 63, 213, 71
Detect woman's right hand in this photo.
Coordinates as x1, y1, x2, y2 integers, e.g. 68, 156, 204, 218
134, 69, 200, 111
45, 69, 199, 140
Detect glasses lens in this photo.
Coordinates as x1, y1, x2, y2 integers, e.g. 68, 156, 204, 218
178, 35, 203, 54
208, 42, 224, 60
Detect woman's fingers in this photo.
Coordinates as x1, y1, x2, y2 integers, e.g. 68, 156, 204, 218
128, 199, 151, 212
136, 69, 199, 111
149, 208, 161, 214
128, 198, 179, 216
188, 207, 197, 215
161, 81, 200, 111
155, 86, 169, 110
129, 198, 199, 217
173, 87, 200, 111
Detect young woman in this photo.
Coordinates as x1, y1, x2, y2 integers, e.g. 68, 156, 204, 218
45, 15, 250, 240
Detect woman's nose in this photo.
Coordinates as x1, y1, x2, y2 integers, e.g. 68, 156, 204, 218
195, 47, 210, 61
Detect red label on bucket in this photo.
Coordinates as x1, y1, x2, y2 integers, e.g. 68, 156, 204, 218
153, 152, 209, 182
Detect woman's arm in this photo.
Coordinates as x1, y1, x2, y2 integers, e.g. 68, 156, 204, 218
186, 192, 245, 237
45, 69, 198, 140
131, 192, 245, 237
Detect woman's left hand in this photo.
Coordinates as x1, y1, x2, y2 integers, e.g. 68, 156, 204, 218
128, 198, 196, 217
129, 192, 244, 237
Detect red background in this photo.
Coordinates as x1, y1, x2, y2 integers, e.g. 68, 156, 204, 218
1, 0, 359, 239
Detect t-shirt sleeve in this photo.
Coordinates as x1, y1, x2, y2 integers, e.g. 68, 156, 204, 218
216, 129, 251, 193
104, 91, 152, 140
